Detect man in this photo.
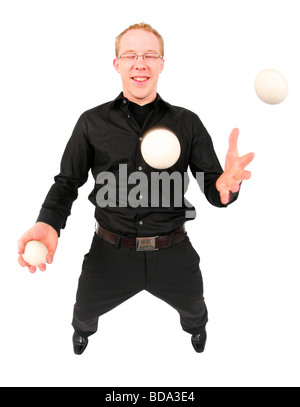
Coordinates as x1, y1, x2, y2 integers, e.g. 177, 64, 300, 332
17, 23, 254, 355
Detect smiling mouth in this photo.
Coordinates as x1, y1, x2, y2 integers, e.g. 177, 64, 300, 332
132, 76, 149, 82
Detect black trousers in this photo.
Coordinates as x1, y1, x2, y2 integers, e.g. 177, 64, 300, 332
72, 232, 208, 338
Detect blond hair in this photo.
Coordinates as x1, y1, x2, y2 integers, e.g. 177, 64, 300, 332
115, 23, 164, 57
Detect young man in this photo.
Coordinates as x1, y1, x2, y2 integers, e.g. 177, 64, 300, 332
18, 23, 254, 355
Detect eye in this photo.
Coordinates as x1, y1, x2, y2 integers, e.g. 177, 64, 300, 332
144, 54, 160, 61
121, 54, 136, 60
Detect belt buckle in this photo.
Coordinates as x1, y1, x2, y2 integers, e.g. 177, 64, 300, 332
136, 236, 158, 251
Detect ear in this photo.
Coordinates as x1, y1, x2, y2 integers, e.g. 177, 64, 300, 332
113, 58, 120, 73
159, 58, 165, 74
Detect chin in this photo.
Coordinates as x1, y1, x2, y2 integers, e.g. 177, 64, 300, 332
132, 87, 155, 100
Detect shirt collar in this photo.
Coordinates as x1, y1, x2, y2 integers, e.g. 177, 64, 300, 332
109, 92, 176, 113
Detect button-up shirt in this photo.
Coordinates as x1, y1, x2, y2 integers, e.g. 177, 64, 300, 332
36, 93, 238, 237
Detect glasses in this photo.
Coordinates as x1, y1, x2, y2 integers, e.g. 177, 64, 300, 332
117, 53, 163, 62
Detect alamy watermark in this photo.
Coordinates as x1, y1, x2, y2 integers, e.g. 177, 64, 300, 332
96, 164, 204, 218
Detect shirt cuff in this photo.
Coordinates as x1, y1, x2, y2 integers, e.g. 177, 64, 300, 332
207, 182, 240, 207
36, 208, 66, 237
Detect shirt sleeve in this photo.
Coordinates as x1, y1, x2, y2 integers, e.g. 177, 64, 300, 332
36, 113, 94, 236
189, 116, 239, 207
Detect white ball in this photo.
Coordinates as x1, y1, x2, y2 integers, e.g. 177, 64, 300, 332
141, 127, 181, 170
23, 240, 48, 267
254, 69, 288, 105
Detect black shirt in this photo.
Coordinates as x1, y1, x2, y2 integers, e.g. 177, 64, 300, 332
36, 93, 238, 237
128, 100, 156, 128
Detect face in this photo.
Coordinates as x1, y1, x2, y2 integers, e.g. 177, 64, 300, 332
113, 29, 165, 105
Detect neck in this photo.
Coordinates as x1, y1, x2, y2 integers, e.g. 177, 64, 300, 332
123, 91, 157, 106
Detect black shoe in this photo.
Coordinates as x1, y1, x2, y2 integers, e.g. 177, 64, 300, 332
191, 330, 207, 353
73, 331, 88, 355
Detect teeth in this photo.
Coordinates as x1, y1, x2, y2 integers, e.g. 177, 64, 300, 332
133, 77, 148, 82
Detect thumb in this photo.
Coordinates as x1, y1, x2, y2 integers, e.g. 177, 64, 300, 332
228, 128, 239, 156
17, 229, 36, 255
44, 236, 58, 264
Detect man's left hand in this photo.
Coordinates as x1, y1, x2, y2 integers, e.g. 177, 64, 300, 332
216, 128, 255, 205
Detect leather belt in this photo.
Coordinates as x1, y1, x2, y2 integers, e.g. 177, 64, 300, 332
95, 223, 186, 251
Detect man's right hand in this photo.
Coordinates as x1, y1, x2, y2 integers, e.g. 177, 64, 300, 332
17, 222, 58, 273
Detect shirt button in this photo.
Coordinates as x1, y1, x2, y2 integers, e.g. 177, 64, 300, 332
139, 137, 142, 141
139, 221, 143, 225
127, 114, 131, 119
138, 166, 143, 171
122, 99, 127, 104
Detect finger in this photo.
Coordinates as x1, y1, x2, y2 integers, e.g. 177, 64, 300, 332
239, 152, 255, 168
217, 184, 230, 204
46, 254, 53, 264
242, 170, 252, 180
18, 254, 46, 272
17, 253, 37, 273
17, 236, 27, 255
29, 266, 37, 273
231, 169, 245, 182
38, 263, 46, 272
228, 128, 239, 156
226, 179, 241, 194
44, 237, 58, 260
231, 169, 251, 183
18, 255, 29, 268
230, 183, 241, 193
45, 246, 56, 260
220, 190, 230, 205
17, 229, 35, 255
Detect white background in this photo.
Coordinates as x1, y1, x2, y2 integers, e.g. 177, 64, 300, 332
1, 0, 299, 387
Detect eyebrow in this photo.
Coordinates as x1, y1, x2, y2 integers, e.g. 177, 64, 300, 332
122, 49, 160, 54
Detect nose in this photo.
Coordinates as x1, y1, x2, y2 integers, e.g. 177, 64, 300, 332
134, 55, 147, 68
